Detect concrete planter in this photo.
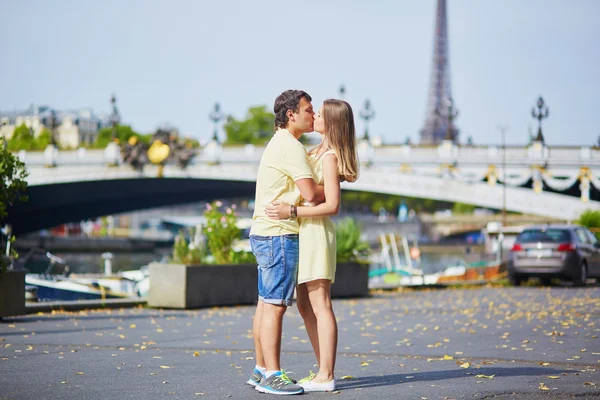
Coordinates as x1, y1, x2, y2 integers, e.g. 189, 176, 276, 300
148, 263, 258, 309
331, 262, 370, 299
148, 261, 370, 310
0, 270, 26, 319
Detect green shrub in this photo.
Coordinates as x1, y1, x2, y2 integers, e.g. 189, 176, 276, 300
335, 217, 370, 262
171, 228, 205, 264
169, 201, 254, 265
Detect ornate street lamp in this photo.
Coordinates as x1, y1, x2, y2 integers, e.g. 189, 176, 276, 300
110, 94, 120, 142
338, 84, 346, 100
436, 97, 459, 142
359, 99, 375, 141
497, 125, 509, 228
531, 96, 549, 144
209, 102, 224, 143
49, 110, 58, 146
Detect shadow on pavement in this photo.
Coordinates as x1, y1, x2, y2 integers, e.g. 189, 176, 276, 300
337, 366, 571, 390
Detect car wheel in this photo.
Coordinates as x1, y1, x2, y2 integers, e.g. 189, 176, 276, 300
573, 263, 588, 287
509, 273, 522, 286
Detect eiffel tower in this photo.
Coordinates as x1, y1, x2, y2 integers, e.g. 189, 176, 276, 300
419, 0, 459, 145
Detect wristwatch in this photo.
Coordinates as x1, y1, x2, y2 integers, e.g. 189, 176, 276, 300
290, 205, 297, 219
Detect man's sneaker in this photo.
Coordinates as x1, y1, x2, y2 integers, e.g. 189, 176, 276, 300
255, 371, 304, 395
246, 368, 264, 387
299, 378, 336, 392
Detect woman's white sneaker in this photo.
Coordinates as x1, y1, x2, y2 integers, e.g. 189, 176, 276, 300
298, 378, 336, 392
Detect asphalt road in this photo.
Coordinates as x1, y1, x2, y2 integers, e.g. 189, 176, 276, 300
1, 286, 599, 399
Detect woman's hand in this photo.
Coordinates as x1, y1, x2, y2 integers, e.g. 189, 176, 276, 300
265, 201, 292, 220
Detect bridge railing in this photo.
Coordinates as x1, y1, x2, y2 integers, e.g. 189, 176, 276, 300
16, 143, 600, 168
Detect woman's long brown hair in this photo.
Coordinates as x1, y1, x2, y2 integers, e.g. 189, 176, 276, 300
310, 99, 359, 182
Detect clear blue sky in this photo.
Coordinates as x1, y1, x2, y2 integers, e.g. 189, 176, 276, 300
1, 0, 598, 146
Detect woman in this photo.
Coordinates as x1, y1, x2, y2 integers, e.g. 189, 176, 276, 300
265, 99, 359, 392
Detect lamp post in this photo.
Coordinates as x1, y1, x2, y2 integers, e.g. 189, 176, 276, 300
531, 96, 549, 144
49, 110, 58, 146
498, 125, 509, 228
436, 97, 459, 142
209, 102, 223, 143
359, 99, 375, 141
110, 94, 120, 142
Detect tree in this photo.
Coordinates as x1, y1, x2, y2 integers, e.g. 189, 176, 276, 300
223, 106, 275, 145
0, 138, 28, 224
7, 124, 35, 151
452, 202, 476, 215
340, 191, 454, 214
94, 125, 140, 147
34, 129, 52, 150
576, 209, 600, 240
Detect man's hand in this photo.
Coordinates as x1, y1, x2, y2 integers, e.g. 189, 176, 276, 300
265, 201, 292, 220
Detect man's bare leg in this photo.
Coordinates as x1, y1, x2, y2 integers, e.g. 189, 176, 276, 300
253, 301, 265, 368
259, 302, 287, 371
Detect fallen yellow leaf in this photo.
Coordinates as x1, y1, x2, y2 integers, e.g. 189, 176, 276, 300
547, 376, 560, 379
193, 351, 200, 357
584, 382, 596, 386
475, 374, 495, 379
160, 366, 171, 369
443, 355, 454, 360
361, 361, 370, 366
539, 382, 549, 391
76, 372, 84, 375
460, 362, 470, 369
340, 376, 354, 380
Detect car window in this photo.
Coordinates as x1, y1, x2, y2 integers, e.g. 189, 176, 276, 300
575, 229, 590, 244
517, 229, 571, 243
585, 228, 599, 245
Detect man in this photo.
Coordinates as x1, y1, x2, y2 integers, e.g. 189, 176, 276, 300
247, 90, 324, 395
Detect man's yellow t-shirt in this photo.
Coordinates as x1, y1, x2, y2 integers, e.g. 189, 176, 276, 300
250, 129, 314, 236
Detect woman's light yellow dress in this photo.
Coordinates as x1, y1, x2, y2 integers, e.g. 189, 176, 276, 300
298, 150, 337, 285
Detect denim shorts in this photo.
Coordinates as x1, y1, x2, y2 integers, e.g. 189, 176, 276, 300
250, 234, 299, 306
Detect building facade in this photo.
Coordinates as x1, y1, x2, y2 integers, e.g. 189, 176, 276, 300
0, 105, 109, 148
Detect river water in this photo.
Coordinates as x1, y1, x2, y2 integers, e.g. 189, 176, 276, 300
24, 249, 471, 276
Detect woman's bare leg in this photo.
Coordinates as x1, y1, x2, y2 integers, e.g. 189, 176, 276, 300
296, 283, 320, 366
305, 279, 337, 382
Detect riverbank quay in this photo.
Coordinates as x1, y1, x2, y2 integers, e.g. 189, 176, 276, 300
1, 286, 599, 399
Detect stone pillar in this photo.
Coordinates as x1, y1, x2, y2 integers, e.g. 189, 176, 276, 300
579, 167, 591, 202
532, 167, 543, 194
43, 144, 58, 167
104, 142, 121, 166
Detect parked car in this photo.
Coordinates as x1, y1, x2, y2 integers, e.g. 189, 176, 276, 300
508, 224, 600, 286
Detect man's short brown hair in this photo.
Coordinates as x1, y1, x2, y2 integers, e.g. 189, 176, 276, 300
273, 90, 312, 130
